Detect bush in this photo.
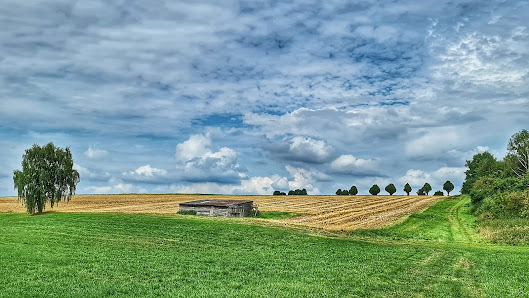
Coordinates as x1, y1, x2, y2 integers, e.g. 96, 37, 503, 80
478, 190, 529, 219
417, 188, 426, 196
273, 191, 286, 195
178, 210, 197, 215
433, 190, 444, 196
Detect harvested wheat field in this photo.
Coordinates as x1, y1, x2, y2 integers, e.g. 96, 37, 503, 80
0, 194, 442, 231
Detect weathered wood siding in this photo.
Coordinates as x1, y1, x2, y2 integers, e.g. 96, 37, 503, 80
179, 202, 253, 217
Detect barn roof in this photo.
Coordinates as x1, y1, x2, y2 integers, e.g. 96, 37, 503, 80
179, 199, 253, 207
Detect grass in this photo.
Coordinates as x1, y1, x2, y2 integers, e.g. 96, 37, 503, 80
350, 196, 480, 243
255, 211, 302, 219
1, 196, 529, 297
477, 217, 529, 244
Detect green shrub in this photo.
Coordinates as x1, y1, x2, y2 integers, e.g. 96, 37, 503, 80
177, 210, 197, 215
433, 190, 444, 196
478, 190, 529, 219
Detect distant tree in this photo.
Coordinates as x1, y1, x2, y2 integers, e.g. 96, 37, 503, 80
443, 181, 455, 196
422, 183, 432, 195
403, 183, 412, 196
13, 143, 80, 214
417, 188, 426, 196
288, 190, 295, 195
433, 190, 444, 196
349, 186, 358, 196
336, 189, 342, 195
506, 129, 529, 176
385, 183, 396, 196
273, 190, 281, 196
369, 184, 380, 195
341, 189, 349, 195
301, 189, 308, 195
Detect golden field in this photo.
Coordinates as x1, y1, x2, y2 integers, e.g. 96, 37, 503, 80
0, 194, 442, 231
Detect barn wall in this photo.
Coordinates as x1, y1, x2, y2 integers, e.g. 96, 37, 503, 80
179, 202, 254, 217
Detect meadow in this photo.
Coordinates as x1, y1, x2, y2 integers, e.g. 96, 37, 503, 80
1, 195, 529, 297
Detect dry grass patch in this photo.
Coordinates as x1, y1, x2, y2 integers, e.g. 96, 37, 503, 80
0, 194, 442, 231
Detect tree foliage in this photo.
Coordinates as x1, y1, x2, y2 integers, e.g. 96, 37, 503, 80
417, 188, 426, 196
273, 190, 286, 195
506, 129, 529, 176
369, 184, 380, 195
13, 143, 80, 214
403, 183, 412, 196
443, 181, 454, 195
422, 183, 432, 195
289, 189, 307, 195
336, 189, 350, 195
461, 152, 500, 194
433, 190, 444, 196
385, 183, 396, 195
349, 186, 358, 196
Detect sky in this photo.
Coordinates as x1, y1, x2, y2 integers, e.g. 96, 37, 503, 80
1, 0, 529, 196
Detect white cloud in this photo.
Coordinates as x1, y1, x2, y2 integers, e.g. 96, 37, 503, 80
85, 178, 147, 194
266, 136, 335, 164
330, 155, 378, 175
398, 169, 431, 187
163, 175, 286, 195
175, 134, 212, 162
175, 133, 245, 183
287, 137, 334, 163
285, 165, 330, 194
126, 165, 167, 177
399, 167, 466, 193
84, 146, 109, 160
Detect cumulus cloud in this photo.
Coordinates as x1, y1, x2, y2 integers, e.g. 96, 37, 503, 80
330, 155, 379, 176
126, 165, 167, 177
285, 165, 331, 194
265, 136, 334, 164
84, 178, 147, 194
84, 146, 109, 160
158, 175, 288, 195
175, 133, 246, 183
121, 165, 168, 183
399, 167, 466, 193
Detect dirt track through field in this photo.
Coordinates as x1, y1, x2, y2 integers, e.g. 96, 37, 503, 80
0, 194, 442, 231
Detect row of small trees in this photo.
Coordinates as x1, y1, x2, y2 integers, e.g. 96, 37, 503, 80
273, 189, 307, 195
337, 181, 455, 196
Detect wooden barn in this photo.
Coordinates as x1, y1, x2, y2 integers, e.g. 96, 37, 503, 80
178, 199, 255, 217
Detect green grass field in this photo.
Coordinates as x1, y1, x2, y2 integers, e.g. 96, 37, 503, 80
1, 196, 528, 297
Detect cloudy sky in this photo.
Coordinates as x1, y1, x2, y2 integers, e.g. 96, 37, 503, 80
1, 0, 529, 196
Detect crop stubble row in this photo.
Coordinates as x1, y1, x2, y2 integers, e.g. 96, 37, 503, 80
0, 194, 442, 231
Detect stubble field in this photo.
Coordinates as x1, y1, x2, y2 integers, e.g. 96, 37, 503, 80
0, 194, 442, 231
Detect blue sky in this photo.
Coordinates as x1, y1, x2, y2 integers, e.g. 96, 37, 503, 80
1, 0, 528, 196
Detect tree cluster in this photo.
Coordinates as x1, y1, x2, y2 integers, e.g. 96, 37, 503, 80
273, 190, 286, 196
462, 129, 529, 219
336, 186, 358, 196
287, 189, 308, 195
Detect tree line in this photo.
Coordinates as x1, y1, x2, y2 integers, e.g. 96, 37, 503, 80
336, 181, 453, 196
272, 181, 455, 196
